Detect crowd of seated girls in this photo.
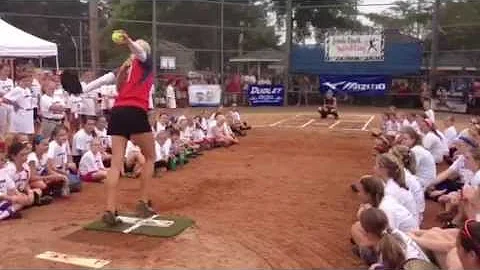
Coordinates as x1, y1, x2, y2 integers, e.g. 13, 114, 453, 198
351, 105, 480, 270
0, 105, 250, 221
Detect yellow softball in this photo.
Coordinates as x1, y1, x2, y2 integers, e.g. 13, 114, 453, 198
112, 30, 124, 44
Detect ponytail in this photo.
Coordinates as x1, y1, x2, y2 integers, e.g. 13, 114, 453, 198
360, 208, 407, 270
377, 153, 408, 190
359, 176, 385, 208
389, 145, 416, 175
378, 230, 407, 270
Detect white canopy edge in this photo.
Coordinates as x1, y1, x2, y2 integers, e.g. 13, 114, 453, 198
0, 19, 58, 58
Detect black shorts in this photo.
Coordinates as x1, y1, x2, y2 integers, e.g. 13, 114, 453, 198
33, 108, 39, 122
108, 106, 151, 139
124, 162, 134, 173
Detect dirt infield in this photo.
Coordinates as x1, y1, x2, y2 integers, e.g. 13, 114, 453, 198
0, 106, 463, 268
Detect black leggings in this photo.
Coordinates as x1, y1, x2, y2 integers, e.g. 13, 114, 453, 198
154, 160, 168, 169
319, 107, 338, 119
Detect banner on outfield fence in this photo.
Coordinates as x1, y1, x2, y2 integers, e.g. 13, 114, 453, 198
248, 84, 284, 106
319, 75, 390, 96
188, 84, 222, 107
324, 33, 384, 62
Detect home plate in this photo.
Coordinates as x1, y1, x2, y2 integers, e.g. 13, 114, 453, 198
36, 251, 110, 268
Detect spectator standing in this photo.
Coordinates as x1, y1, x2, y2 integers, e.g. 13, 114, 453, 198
226, 71, 241, 106
297, 75, 311, 106
166, 80, 177, 109
0, 63, 14, 136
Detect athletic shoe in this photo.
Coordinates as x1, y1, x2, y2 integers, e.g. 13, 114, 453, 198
102, 211, 122, 226
33, 192, 53, 206
351, 183, 359, 193
135, 200, 156, 218
37, 195, 54, 206
8, 210, 22, 220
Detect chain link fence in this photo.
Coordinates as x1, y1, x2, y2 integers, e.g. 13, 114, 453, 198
2, 0, 480, 109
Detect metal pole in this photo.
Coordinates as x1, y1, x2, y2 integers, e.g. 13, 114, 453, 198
284, 0, 293, 106
220, 0, 225, 104
429, 0, 440, 91
152, 0, 158, 89
79, 20, 84, 70
89, 0, 99, 75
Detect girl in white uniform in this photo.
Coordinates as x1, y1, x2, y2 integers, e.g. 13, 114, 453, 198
154, 131, 172, 173
47, 126, 81, 192
71, 117, 96, 167
154, 112, 170, 135
6, 142, 53, 207
389, 145, 425, 224
3, 72, 34, 134
374, 153, 418, 222
40, 80, 66, 139
27, 135, 68, 197
95, 115, 112, 151
352, 175, 418, 235
399, 126, 436, 189
0, 63, 14, 136
0, 144, 23, 220
429, 136, 476, 197
418, 118, 449, 163
357, 208, 430, 269
443, 116, 457, 147
124, 140, 145, 178
79, 138, 107, 183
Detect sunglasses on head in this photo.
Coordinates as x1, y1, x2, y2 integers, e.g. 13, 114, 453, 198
463, 219, 480, 253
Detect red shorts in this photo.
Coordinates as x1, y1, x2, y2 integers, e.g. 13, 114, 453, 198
80, 171, 100, 182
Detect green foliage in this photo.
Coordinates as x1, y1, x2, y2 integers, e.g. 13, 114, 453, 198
0, 0, 89, 67
269, 0, 362, 43
364, 0, 431, 38
437, 0, 480, 50
103, 0, 278, 70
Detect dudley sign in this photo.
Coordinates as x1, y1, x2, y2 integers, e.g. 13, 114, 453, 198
248, 85, 284, 106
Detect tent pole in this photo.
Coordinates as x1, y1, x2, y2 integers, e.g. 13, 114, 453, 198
39, 58, 43, 68
55, 56, 59, 71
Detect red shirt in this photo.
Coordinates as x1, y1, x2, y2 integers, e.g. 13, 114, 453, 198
114, 57, 153, 111
226, 74, 241, 93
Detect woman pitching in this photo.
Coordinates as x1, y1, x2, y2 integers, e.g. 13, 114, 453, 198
63, 31, 156, 225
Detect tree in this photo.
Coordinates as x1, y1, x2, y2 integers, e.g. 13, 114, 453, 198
364, 0, 432, 38
435, 0, 480, 69
0, 0, 111, 68
0, 0, 90, 67
269, 0, 362, 43
102, 0, 278, 70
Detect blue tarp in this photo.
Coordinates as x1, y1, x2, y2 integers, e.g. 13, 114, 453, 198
291, 42, 423, 76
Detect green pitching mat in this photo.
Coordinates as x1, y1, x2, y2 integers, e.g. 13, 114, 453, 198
84, 214, 194, 237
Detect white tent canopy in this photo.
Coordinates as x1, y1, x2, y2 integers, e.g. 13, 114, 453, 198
0, 19, 58, 68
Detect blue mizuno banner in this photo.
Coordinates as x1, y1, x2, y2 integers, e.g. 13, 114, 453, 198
319, 75, 390, 96
248, 84, 284, 106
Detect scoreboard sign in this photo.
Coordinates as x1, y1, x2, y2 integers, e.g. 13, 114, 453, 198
325, 33, 384, 62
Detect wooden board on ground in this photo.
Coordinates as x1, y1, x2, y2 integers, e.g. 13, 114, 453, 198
35, 251, 110, 269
